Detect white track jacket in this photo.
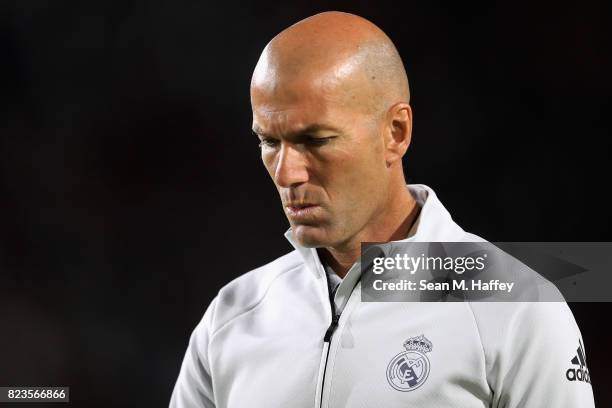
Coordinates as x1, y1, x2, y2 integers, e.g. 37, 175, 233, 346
170, 184, 595, 407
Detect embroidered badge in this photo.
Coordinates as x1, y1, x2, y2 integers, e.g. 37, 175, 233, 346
386, 334, 432, 392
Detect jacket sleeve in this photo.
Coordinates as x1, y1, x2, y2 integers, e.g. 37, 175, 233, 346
474, 301, 595, 408
169, 298, 217, 408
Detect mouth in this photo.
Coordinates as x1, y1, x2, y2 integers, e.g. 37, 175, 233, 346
284, 203, 321, 220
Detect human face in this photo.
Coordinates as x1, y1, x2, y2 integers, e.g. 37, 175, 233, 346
251, 77, 389, 248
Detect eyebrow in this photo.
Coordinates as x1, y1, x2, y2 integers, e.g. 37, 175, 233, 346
251, 124, 342, 139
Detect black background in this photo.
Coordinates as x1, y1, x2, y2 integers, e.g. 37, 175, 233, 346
1, 1, 610, 407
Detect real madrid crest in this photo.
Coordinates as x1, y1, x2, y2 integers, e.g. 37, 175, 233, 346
386, 334, 433, 392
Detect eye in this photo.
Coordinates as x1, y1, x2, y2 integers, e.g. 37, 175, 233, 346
305, 136, 336, 146
259, 138, 280, 149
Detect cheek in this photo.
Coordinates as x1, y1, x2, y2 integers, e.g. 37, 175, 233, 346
325, 149, 383, 205
342, 139, 385, 184
331, 143, 386, 215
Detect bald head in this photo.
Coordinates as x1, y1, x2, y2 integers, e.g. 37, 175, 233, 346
251, 11, 409, 118
250, 12, 416, 255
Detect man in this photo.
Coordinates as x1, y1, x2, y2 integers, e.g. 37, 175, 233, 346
170, 12, 595, 407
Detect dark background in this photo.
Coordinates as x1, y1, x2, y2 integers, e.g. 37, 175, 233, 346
1, 1, 610, 407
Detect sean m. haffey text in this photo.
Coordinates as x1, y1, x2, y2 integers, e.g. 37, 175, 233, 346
370, 252, 516, 294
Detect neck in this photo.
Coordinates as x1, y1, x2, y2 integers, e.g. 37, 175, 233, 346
319, 185, 419, 278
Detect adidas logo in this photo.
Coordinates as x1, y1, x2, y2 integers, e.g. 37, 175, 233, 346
566, 339, 591, 383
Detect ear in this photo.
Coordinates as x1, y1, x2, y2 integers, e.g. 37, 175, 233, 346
383, 103, 412, 166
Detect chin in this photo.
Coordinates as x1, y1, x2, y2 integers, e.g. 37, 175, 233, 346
291, 224, 332, 248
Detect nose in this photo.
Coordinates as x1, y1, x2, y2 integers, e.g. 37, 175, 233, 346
273, 143, 309, 188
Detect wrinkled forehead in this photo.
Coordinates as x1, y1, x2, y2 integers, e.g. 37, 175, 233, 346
251, 73, 357, 136
251, 96, 335, 138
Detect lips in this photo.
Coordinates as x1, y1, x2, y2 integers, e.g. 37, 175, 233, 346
285, 203, 321, 220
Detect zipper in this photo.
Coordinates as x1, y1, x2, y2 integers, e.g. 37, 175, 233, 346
317, 277, 342, 408
323, 313, 340, 342
319, 313, 340, 407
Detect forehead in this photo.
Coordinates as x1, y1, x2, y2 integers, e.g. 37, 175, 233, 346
251, 76, 354, 136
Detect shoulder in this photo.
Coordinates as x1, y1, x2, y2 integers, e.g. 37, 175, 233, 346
457, 233, 581, 364
468, 301, 585, 382
467, 301, 593, 406
460, 232, 575, 347
468, 301, 580, 348
206, 250, 305, 336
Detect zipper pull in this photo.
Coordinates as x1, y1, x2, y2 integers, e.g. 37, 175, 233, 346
323, 314, 341, 342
